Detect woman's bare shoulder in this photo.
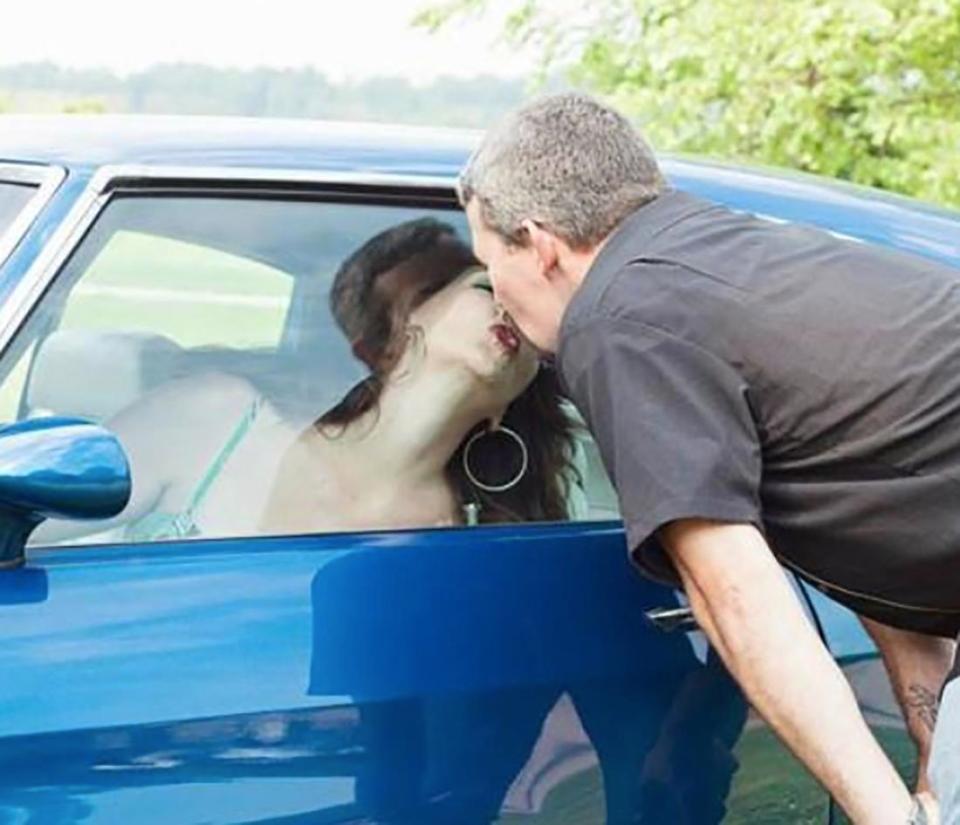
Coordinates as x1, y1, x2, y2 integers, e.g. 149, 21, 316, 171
109, 372, 259, 431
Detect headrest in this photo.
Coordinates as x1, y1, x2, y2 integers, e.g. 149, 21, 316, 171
25, 329, 182, 421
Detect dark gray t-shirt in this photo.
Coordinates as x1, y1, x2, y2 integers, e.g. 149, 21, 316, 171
557, 189, 960, 636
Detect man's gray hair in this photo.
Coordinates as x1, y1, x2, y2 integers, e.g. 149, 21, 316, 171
459, 92, 666, 248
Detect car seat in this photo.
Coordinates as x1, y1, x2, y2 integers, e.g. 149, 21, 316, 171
24, 329, 183, 422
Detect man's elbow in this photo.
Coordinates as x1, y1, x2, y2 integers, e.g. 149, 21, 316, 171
659, 519, 776, 617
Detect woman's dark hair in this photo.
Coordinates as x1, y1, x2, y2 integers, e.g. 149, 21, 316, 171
319, 217, 579, 524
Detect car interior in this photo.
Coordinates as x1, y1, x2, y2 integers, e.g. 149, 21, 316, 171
2, 192, 621, 540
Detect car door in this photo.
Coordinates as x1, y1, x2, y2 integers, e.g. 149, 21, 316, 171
0, 166, 830, 825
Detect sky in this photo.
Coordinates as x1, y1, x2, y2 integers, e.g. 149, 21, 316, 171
0, 0, 537, 82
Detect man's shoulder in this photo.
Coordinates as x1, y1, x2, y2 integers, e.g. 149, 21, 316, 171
559, 209, 731, 347
594, 189, 727, 274
563, 190, 730, 319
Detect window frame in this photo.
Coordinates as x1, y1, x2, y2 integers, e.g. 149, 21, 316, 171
7, 164, 621, 553
0, 163, 66, 270
7, 167, 470, 553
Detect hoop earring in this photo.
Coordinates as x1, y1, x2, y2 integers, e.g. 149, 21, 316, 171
462, 425, 529, 492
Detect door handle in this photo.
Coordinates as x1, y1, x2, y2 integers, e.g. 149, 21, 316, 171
645, 605, 699, 633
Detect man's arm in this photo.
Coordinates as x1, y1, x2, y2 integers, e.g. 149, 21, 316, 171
860, 616, 956, 794
659, 518, 914, 825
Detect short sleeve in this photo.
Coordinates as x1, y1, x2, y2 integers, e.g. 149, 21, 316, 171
557, 314, 763, 584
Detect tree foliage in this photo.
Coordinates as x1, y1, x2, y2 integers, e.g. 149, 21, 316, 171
417, 0, 960, 207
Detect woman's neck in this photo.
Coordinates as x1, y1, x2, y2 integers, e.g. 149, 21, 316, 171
320, 365, 503, 487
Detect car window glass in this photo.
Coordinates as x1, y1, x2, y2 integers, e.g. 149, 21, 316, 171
0, 192, 620, 548
0, 181, 37, 238
59, 230, 292, 348
0, 340, 36, 422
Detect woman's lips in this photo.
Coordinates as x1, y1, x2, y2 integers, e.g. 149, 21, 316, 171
491, 323, 521, 355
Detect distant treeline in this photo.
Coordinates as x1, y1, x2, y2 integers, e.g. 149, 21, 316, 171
0, 62, 531, 126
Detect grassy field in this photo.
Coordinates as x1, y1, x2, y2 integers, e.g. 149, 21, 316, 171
495, 721, 915, 824
60, 230, 292, 347
78, 231, 293, 296
495, 723, 827, 825
0, 230, 296, 419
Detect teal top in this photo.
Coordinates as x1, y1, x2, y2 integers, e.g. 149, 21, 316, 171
124, 399, 261, 542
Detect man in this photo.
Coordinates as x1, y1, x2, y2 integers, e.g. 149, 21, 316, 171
461, 92, 958, 824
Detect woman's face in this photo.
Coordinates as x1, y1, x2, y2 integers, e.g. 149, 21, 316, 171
405, 267, 540, 403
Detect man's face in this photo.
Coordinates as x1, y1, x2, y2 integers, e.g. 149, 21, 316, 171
466, 198, 559, 354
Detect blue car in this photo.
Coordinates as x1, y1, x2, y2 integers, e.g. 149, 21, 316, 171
0, 116, 958, 825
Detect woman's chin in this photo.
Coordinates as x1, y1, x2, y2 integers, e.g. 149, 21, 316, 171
454, 343, 538, 391
486, 362, 539, 401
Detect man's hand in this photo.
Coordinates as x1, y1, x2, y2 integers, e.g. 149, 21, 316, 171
659, 518, 912, 825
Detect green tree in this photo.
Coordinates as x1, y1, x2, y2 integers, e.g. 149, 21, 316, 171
417, 0, 960, 208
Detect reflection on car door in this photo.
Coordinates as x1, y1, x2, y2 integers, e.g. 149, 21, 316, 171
0, 523, 837, 824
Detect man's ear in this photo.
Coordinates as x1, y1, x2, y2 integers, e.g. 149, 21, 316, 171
520, 218, 560, 280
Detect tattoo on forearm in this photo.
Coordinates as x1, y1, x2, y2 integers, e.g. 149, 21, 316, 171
905, 684, 939, 732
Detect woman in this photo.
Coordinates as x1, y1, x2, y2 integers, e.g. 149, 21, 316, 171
261, 217, 578, 534
33, 218, 579, 544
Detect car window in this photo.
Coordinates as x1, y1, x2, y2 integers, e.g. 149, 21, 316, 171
0, 190, 620, 548
59, 229, 292, 348
0, 181, 38, 238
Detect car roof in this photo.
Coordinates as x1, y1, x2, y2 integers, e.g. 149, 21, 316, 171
1, 114, 957, 267
0, 114, 476, 176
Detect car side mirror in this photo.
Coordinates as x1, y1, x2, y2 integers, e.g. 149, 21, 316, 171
0, 417, 131, 569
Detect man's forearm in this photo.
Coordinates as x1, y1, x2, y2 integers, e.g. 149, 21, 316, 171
861, 615, 956, 792
662, 520, 913, 825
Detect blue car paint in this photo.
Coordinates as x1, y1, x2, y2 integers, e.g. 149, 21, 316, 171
0, 525, 747, 823
0, 115, 957, 275
0, 417, 130, 521
0, 167, 91, 294
0, 116, 957, 822
0, 416, 129, 567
